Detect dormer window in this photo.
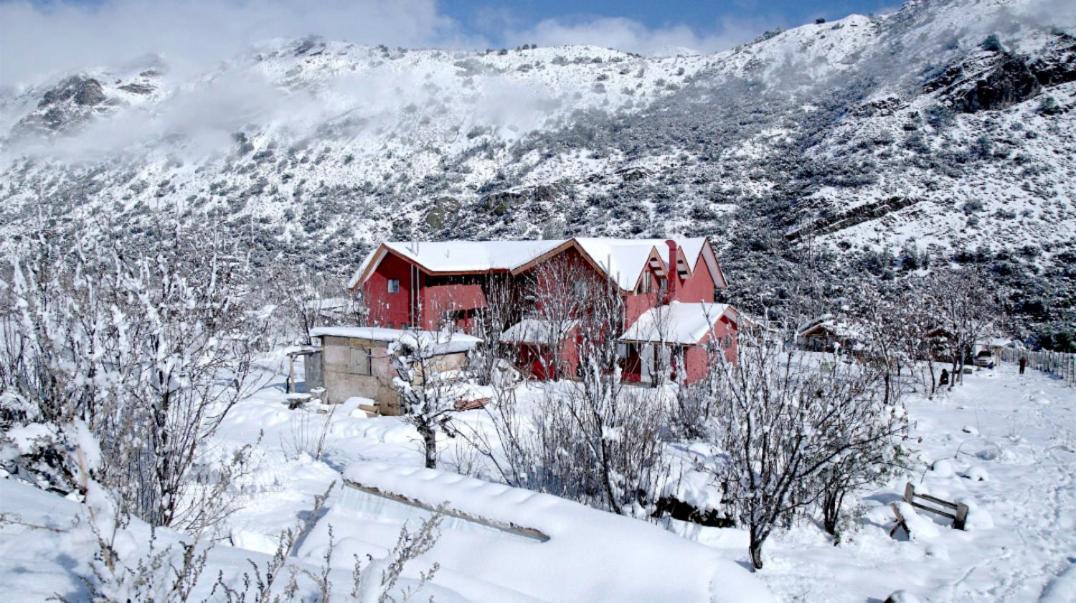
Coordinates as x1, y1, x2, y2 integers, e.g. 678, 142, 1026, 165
637, 272, 652, 294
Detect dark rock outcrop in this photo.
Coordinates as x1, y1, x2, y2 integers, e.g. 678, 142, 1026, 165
926, 34, 1076, 114
1029, 33, 1076, 87
925, 50, 1040, 113
39, 76, 106, 108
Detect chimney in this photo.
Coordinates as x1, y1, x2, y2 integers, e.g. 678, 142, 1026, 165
665, 239, 678, 304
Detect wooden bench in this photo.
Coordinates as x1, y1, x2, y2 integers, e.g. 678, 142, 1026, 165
900, 482, 969, 530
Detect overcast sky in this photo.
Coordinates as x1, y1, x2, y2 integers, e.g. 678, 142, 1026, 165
0, 0, 900, 87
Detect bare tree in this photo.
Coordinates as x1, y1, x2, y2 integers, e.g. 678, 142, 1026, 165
529, 255, 588, 380
924, 267, 998, 387
850, 286, 922, 405
391, 332, 469, 469
708, 338, 908, 569
549, 273, 670, 516
267, 264, 368, 346
1, 230, 269, 531
469, 277, 517, 385
460, 370, 536, 488
464, 272, 672, 517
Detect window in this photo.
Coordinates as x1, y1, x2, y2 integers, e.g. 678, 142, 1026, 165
387, 279, 400, 293
350, 347, 372, 376
637, 272, 652, 294
573, 280, 589, 298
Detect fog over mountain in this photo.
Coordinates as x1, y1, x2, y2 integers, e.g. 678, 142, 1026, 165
1, 0, 1074, 346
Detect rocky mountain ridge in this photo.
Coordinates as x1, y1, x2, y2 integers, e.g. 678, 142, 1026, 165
1, 0, 1073, 346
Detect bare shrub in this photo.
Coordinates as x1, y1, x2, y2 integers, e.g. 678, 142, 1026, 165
0, 231, 270, 531
391, 332, 470, 469
707, 339, 909, 569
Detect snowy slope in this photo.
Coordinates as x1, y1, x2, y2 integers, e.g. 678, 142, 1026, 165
0, 0, 1073, 336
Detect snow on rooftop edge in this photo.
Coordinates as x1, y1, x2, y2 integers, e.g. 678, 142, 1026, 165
341, 462, 774, 603
310, 326, 481, 354
349, 237, 713, 290
620, 302, 735, 344
499, 318, 579, 344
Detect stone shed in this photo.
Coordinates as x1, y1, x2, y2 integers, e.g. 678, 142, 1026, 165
308, 326, 480, 415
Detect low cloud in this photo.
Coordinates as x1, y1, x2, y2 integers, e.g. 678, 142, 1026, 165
503, 15, 781, 56
0, 0, 791, 91
0, 0, 476, 88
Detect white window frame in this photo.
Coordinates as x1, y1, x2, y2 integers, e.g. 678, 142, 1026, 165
387, 278, 400, 294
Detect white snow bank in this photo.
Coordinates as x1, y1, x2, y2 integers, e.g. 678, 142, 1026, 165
1041, 562, 1076, 603
338, 462, 773, 602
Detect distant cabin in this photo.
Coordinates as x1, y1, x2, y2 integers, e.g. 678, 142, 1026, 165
796, 316, 864, 354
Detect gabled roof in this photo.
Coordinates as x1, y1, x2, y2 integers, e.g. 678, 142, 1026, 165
619, 302, 737, 345
349, 237, 720, 293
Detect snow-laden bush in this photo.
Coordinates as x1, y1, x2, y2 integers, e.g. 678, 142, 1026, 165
700, 339, 910, 569
1, 231, 270, 532
465, 268, 671, 518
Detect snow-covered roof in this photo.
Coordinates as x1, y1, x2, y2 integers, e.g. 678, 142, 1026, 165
796, 317, 864, 341
499, 318, 578, 344
976, 336, 1022, 349
619, 302, 736, 344
348, 240, 563, 288
348, 237, 716, 291
575, 237, 707, 290
310, 326, 481, 355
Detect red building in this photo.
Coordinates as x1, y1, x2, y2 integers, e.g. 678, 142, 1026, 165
348, 237, 738, 384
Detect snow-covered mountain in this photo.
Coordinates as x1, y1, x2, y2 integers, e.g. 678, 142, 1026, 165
1, 0, 1074, 344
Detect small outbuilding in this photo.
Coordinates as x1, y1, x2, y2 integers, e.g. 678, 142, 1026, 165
618, 302, 738, 384
796, 316, 863, 354
308, 326, 480, 415
974, 336, 1024, 357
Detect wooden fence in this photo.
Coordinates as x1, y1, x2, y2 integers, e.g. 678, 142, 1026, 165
999, 347, 1076, 386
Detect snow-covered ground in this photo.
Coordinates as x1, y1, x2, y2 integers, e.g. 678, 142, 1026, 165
2, 355, 1073, 601
695, 362, 1076, 601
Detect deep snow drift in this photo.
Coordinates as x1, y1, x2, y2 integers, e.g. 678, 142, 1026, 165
1, 357, 1073, 601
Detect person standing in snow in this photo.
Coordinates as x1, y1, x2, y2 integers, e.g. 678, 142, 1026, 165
1019, 356, 1027, 374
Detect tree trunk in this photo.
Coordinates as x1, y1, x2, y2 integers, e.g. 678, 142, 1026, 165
749, 533, 765, 570
822, 486, 844, 537
928, 361, 936, 398
422, 427, 437, 469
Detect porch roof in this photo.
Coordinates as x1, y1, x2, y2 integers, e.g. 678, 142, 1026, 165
619, 302, 736, 345
499, 319, 578, 345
